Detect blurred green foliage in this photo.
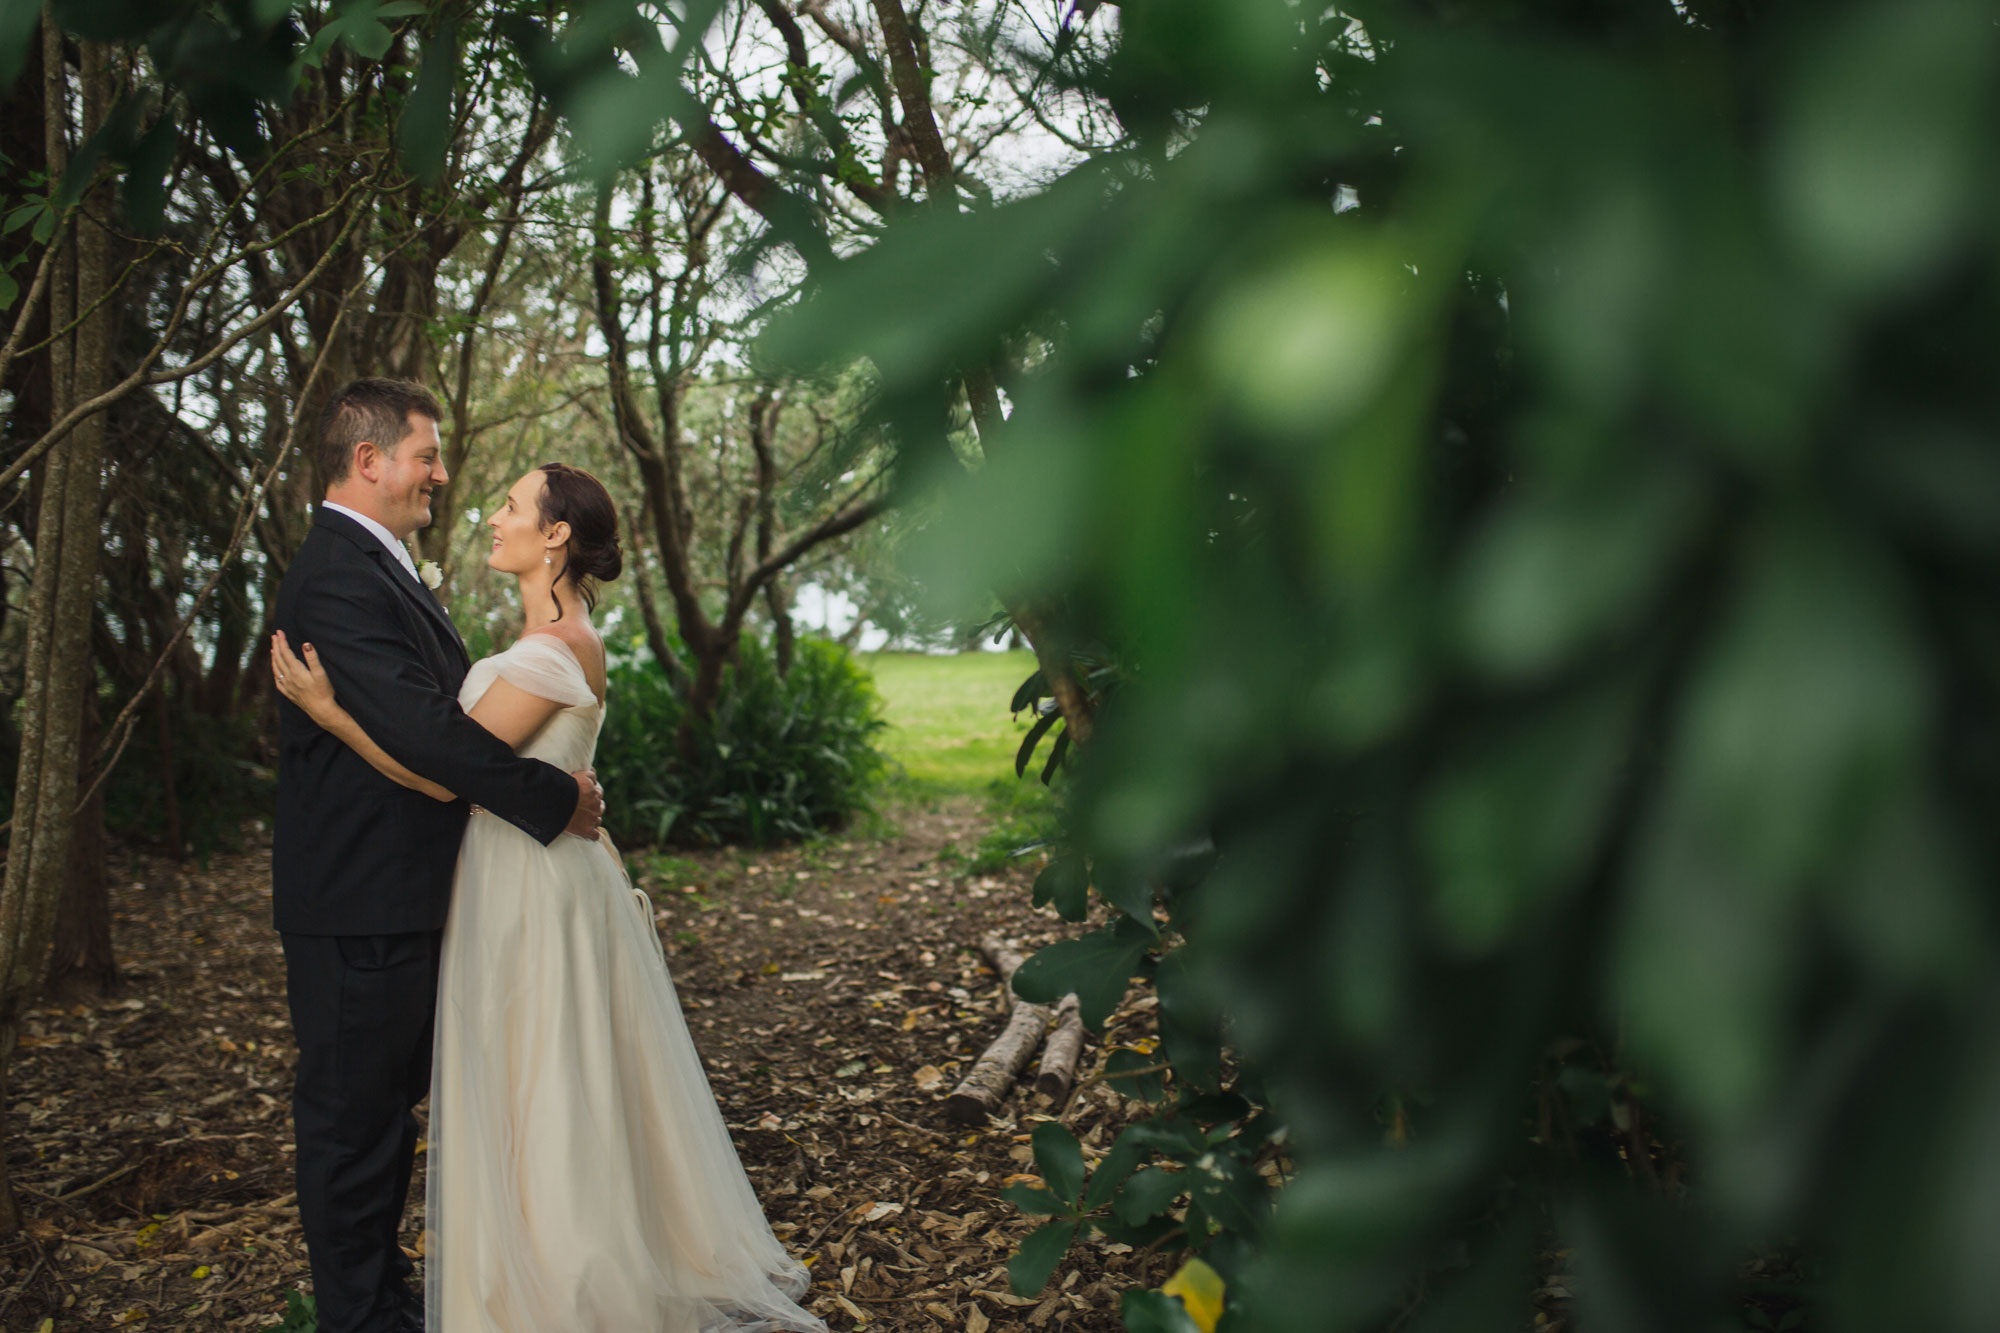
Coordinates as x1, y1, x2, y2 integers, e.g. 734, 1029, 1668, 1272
764, 0, 2000, 1328
595, 633, 886, 848
16, 0, 2000, 1326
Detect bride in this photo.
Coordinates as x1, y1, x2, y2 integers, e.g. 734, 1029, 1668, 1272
271, 462, 825, 1333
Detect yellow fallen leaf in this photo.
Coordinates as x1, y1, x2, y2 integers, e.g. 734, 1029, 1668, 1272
192, 1265, 212, 1279
1163, 1256, 1226, 1333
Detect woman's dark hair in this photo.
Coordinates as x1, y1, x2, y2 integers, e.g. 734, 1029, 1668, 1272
535, 462, 622, 621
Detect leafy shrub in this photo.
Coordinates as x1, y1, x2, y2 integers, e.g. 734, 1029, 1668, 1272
595, 633, 887, 848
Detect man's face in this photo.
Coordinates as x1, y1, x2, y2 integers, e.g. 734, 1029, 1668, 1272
373, 413, 447, 539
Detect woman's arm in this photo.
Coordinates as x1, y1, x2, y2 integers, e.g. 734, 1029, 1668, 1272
271, 632, 456, 802
289, 574, 590, 843
465, 676, 565, 752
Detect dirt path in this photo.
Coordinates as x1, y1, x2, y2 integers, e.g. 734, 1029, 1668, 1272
1, 799, 1158, 1331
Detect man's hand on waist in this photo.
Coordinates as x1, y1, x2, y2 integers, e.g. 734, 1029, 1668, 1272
565, 768, 604, 840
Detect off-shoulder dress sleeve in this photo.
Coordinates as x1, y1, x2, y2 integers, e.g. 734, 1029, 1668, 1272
490, 635, 599, 709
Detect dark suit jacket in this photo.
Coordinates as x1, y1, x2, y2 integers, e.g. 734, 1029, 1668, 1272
271, 507, 575, 935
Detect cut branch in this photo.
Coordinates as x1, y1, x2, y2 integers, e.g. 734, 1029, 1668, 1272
1034, 994, 1086, 1102
945, 936, 1061, 1124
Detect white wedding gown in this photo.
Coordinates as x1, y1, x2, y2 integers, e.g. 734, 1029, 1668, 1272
424, 636, 825, 1333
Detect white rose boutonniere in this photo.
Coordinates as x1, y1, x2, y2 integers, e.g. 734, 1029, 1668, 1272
418, 559, 443, 590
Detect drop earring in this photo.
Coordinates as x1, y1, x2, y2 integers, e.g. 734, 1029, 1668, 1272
544, 554, 551, 565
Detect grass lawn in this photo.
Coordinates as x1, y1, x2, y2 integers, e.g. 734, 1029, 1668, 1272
859, 649, 1042, 798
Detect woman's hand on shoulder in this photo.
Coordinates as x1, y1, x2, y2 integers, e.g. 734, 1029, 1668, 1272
271, 630, 340, 724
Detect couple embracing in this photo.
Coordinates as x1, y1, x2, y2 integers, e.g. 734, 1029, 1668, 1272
269, 379, 825, 1333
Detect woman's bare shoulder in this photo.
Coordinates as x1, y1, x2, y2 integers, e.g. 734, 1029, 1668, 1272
520, 622, 606, 694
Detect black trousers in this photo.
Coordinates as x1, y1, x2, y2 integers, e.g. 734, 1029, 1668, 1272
281, 930, 443, 1333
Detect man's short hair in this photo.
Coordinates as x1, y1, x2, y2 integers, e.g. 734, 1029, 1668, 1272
315, 378, 444, 486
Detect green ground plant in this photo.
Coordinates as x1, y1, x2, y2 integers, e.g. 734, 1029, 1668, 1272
596, 634, 886, 848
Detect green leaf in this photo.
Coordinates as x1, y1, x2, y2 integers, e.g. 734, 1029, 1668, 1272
1455, 459, 1700, 680
1155, 948, 1221, 1093
1105, 1048, 1168, 1103
122, 112, 178, 236
1187, 1151, 1266, 1237
1419, 676, 1641, 955
0, 271, 16, 312
1003, 1181, 1068, 1216
262, 1287, 317, 1333
1031, 854, 1089, 921
344, 19, 394, 60
1031, 1121, 1086, 1206
30, 204, 56, 245
1010, 668, 1048, 714
399, 19, 458, 182
1040, 726, 1071, 784
1114, 1165, 1185, 1226
1082, 1130, 1150, 1211
0, 0, 39, 88
296, 22, 343, 73
1121, 1287, 1203, 1333
1012, 916, 1154, 1030
1007, 1219, 1077, 1297
764, 166, 1110, 381
4, 201, 43, 234
1015, 707, 1060, 777
1120, 1116, 1208, 1159
1091, 859, 1158, 922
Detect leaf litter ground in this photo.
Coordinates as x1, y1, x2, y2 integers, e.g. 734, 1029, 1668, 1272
0, 797, 1166, 1332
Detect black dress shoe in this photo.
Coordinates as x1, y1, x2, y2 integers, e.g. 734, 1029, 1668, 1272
386, 1281, 424, 1330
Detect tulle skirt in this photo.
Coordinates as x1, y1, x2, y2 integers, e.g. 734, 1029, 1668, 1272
425, 815, 825, 1333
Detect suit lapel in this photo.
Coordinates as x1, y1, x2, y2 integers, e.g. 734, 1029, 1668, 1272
369, 544, 470, 669
313, 509, 470, 670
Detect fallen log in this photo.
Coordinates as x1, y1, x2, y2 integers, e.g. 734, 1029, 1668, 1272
944, 937, 1056, 1124
1034, 994, 1085, 1101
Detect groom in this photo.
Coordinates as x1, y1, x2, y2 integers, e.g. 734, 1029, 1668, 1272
271, 378, 604, 1333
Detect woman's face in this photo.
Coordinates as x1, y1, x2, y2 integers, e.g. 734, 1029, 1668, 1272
487, 470, 558, 575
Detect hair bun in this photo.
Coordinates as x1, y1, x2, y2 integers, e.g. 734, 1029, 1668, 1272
582, 536, 623, 584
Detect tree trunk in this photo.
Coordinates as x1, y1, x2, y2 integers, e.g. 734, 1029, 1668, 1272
627, 512, 692, 696
679, 632, 737, 762
156, 685, 184, 859
766, 577, 796, 677
0, 23, 114, 1234
45, 695, 115, 1002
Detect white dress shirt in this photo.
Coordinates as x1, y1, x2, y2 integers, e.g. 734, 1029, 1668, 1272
322, 501, 421, 583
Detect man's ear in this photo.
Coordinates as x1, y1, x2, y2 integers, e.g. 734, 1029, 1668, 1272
356, 438, 394, 480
